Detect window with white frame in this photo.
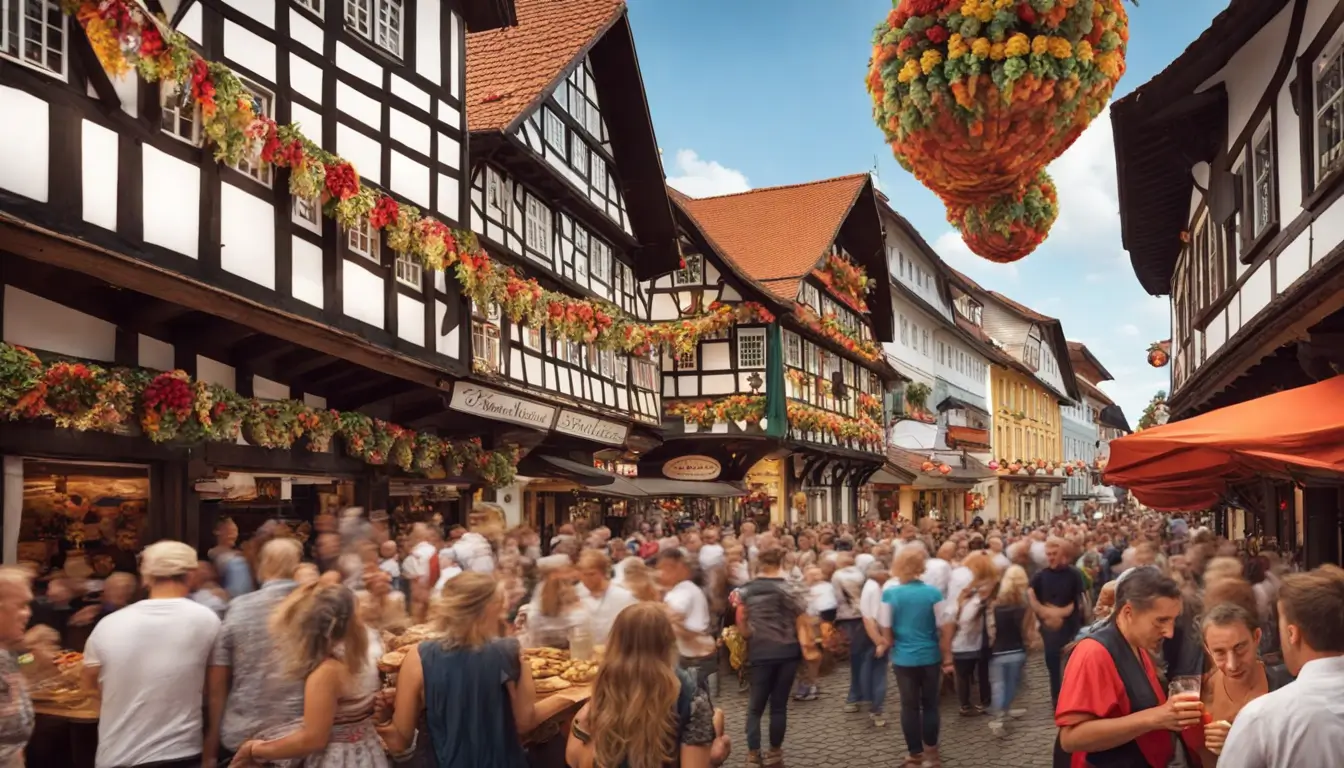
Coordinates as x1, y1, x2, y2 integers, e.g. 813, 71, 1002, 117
575, 247, 588, 283
600, 349, 614, 379
160, 83, 201, 146
584, 99, 602, 138
737, 328, 766, 369
395, 251, 422, 290
785, 331, 801, 367
1316, 35, 1344, 183
292, 196, 322, 233
674, 253, 702, 285
486, 167, 512, 226
522, 325, 542, 351
296, 0, 322, 15
566, 341, 582, 367
471, 319, 500, 372
571, 139, 589, 177
676, 348, 697, 371
899, 316, 908, 346
590, 239, 611, 284
1251, 118, 1275, 238
801, 283, 819, 310
1, 0, 66, 77
633, 357, 656, 389
229, 79, 274, 186
345, 0, 402, 57
544, 108, 565, 150
614, 353, 628, 384
922, 329, 930, 357
524, 194, 551, 257
347, 216, 379, 261
569, 84, 588, 131
591, 154, 606, 189
804, 343, 818, 374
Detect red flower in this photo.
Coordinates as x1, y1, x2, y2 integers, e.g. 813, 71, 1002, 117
369, 196, 400, 229
925, 25, 948, 45
1017, 2, 1038, 24
324, 163, 359, 201
139, 27, 164, 58
281, 140, 306, 168
901, 0, 945, 14
897, 36, 918, 57
679, 257, 687, 269
260, 128, 281, 165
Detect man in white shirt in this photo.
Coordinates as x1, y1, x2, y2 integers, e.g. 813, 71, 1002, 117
988, 536, 1012, 573
699, 526, 726, 571
1218, 566, 1344, 768
400, 524, 437, 587
658, 549, 715, 681
577, 550, 637, 644
83, 540, 221, 768
922, 541, 956, 599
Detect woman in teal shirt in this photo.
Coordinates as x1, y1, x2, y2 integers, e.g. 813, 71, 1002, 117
880, 545, 953, 768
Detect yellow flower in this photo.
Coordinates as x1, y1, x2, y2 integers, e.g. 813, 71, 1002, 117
994, 0, 1014, 8
1076, 40, 1094, 63
971, 38, 992, 58
1031, 35, 1050, 56
948, 33, 969, 59
1049, 37, 1073, 59
898, 58, 921, 83
1097, 51, 1122, 79
990, 42, 1007, 61
961, 0, 978, 16
976, 4, 994, 22
1004, 33, 1030, 58
921, 49, 944, 75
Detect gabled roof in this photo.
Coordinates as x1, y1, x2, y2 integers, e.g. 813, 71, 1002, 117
675, 174, 894, 340
1068, 341, 1115, 384
1076, 376, 1116, 407
667, 187, 791, 315
465, 0, 624, 133
464, 0, 680, 277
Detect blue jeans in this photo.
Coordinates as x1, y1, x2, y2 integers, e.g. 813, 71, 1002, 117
989, 650, 1027, 715
865, 649, 889, 715
843, 621, 870, 704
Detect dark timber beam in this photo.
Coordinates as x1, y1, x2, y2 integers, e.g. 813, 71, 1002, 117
329, 380, 423, 411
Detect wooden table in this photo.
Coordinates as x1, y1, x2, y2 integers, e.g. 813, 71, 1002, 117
28, 704, 99, 768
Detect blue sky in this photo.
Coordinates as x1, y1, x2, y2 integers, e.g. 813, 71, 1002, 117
625, 0, 1229, 424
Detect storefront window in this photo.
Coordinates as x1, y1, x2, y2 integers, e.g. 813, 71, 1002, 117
13, 460, 149, 577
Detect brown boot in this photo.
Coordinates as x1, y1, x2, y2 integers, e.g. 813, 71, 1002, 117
901, 755, 922, 768
923, 746, 942, 767
746, 750, 762, 768
763, 748, 784, 767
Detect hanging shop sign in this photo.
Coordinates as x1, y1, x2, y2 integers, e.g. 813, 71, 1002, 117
663, 455, 723, 481
449, 383, 556, 430
554, 409, 629, 446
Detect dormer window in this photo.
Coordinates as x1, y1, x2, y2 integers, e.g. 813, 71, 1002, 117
1024, 327, 1043, 370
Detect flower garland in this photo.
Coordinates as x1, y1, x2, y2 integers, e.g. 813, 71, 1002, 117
786, 403, 885, 448
64, 0, 780, 360
991, 457, 1083, 476
814, 250, 872, 313
867, 0, 1131, 262
666, 395, 767, 428
0, 343, 521, 487
794, 305, 882, 362
858, 391, 884, 421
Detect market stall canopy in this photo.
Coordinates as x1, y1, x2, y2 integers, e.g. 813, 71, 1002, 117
1104, 376, 1344, 510
516, 453, 648, 497
628, 478, 747, 498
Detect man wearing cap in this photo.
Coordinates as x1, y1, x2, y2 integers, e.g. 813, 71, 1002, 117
82, 540, 222, 768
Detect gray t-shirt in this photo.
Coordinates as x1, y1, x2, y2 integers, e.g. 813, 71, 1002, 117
210, 579, 304, 750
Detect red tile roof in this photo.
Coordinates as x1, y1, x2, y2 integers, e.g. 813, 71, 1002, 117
465, 0, 624, 133
675, 175, 871, 304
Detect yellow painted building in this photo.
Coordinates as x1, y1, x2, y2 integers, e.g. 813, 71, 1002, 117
991, 365, 1062, 463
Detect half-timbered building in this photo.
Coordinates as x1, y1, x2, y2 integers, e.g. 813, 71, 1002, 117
0, 0, 519, 556
461, 0, 683, 528
1114, 0, 1344, 563
658, 175, 897, 525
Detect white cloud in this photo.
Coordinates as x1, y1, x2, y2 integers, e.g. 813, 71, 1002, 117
666, 150, 751, 198
1044, 107, 1122, 257
1085, 272, 1108, 284
1119, 324, 1139, 337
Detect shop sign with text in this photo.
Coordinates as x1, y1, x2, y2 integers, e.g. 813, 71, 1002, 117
554, 410, 629, 446
449, 384, 555, 430
663, 455, 722, 481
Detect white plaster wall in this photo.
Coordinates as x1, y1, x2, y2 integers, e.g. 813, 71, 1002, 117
338, 82, 382, 131
390, 109, 431, 156
391, 75, 431, 111
289, 8, 323, 53
196, 356, 236, 390
1240, 263, 1272, 320
178, 2, 204, 43
253, 375, 289, 401
439, 132, 461, 170
439, 100, 460, 129
390, 151, 431, 208
81, 120, 118, 231
289, 103, 323, 148
701, 342, 731, 371
1198, 7, 1291, 147
336, 43, 383, 88
338, 124, 383, 184
224, 20, 276, 83
936, 332, 989, 405
397, 294, 425, 346
220, 183, 276, 289
450, 12, 463, 100
138, 335, 174, 371
0, 87, 49, 203
292, 237, 324, 308
887, 297, 937, 383
142, 145, 201, 258
416, 0, 442, 85
343, 262, 385, 328
437, 173, 460, 224
290, 55, 323, 105
225, 0, 274, 27
3, 287, 116, 361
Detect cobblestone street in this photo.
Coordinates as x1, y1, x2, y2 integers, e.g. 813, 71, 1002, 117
716, 653, 1057, 767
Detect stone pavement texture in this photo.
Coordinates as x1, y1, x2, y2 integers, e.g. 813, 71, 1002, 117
715, 653, 1057, 767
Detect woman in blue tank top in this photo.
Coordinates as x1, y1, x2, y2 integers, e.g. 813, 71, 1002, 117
375, 572, 572, 767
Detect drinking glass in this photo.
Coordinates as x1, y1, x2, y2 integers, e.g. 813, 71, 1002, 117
1169, 675, 1201, 698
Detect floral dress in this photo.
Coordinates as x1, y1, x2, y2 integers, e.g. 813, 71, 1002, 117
257, 654, 388, 768
0, 651, 34, 768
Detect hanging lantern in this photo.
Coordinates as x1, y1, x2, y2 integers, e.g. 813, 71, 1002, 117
1065, 465, 1075, 477
1008, 461, 1022, 473
1147, 341, 1170, 367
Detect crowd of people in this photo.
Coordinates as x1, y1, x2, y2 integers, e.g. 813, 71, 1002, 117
0, 504, 1342, 768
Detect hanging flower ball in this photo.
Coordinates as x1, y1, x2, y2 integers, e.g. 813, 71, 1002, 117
947, 171, 1059, 263
866, 0, 1131, 263
921, 460, 936, 473
988, 459, 1000, 471
1147, 341, 1170, 367
938, 463, 952, 475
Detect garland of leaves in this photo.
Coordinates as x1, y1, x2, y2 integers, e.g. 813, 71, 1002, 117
794, 305, 882, 362
63, 0, 778, 358
0, 343, 521, 487
665, 395, 767, 428
786, 403, 885, 448
1138, 390, 1167, 431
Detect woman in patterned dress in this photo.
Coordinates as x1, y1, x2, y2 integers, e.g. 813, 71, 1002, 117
230, 583, 387, 768
0, 567, 36, 768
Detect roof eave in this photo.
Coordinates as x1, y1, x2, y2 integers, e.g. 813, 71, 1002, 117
460, 0, 518, 32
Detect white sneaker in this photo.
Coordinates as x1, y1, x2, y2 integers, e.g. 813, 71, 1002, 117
871, 713, 887, 728
843, 703, 860, 713
988, 719, 1006, 738
1008, 708, 1027, 719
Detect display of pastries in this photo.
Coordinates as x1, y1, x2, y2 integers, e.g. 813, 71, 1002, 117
560, 660, 597, 684
533, 675, 572, 693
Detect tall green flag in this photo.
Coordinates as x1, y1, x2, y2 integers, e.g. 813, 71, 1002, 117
765, 323, 787, 438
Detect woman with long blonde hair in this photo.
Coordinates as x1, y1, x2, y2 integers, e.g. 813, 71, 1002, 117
986, 565, 1032, 736
231, 582, 385, 767
375, 572, 570, 767
619, 558, 661, 603
946, 551, 996, 716
565, 602, 719, 768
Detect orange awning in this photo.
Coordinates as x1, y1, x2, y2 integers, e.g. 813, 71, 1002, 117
1104, 375, 1344, 510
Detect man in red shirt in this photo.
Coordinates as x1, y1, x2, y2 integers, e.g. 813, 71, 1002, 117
1056, 567, 1205, 767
